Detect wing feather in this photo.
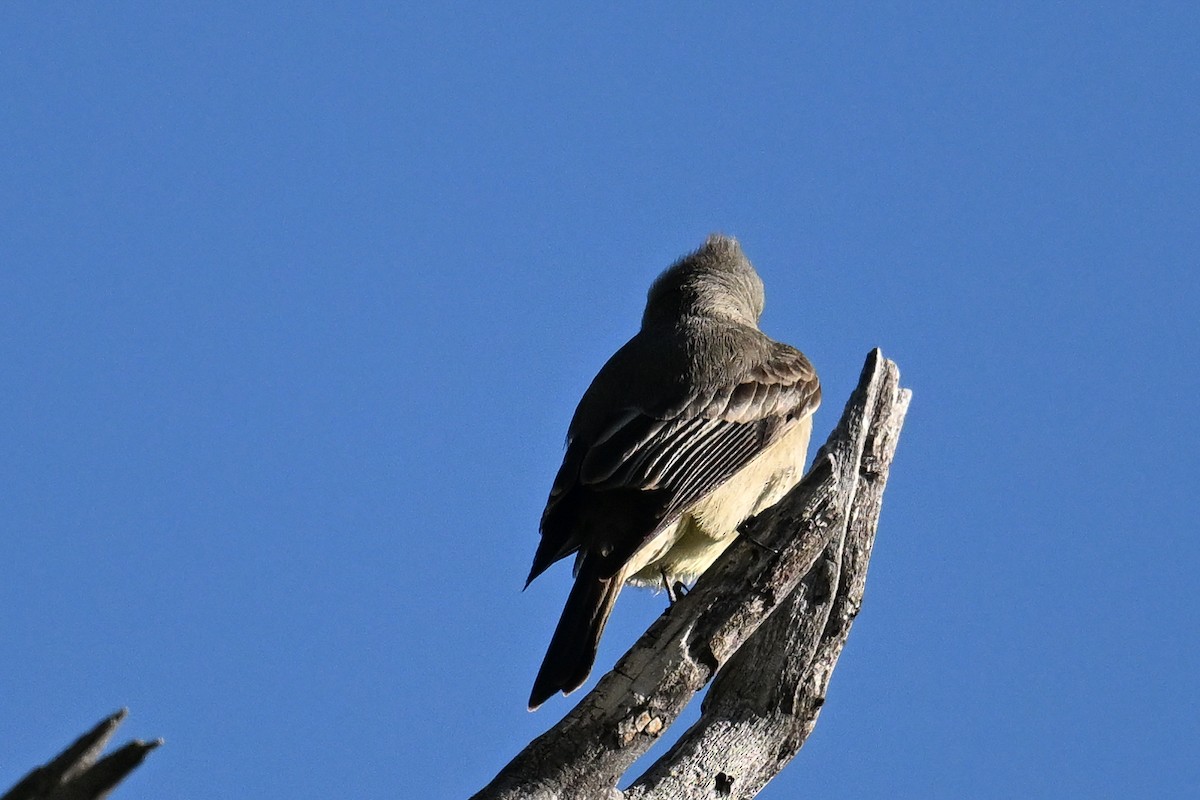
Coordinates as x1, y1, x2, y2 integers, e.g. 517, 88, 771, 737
533, 339, 821, 584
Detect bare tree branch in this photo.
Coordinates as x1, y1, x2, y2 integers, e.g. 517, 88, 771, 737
2, 710, 161, 800
474, 350, 910, 800
625, 352, 910, 799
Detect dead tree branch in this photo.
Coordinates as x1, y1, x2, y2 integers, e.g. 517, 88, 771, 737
474, 349, 911, 800
2, 710, 161, 800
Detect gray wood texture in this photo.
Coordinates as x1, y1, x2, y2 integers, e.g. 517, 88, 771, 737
474, 349, 910, 800
2, 710, 160, 800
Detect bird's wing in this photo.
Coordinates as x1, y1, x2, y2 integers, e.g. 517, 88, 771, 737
552, 342, 820, 578
582, 343, 819, 501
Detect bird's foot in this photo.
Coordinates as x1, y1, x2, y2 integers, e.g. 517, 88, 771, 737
660, 568, 690, 605
743, 535, 780, 556
672, 580, 689, 602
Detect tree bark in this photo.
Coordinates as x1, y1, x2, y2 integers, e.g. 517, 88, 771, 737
473, 349, 911, 800
2, 710, 160, 800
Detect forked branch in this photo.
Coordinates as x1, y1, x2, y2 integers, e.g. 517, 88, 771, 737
474, 349, 911, 800
2, 710, 160, 800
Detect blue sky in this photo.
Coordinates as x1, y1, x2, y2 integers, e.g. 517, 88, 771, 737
2, 4, 1197, 798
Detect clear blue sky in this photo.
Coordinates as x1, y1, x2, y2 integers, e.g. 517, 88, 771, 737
2, 4, 1197, 798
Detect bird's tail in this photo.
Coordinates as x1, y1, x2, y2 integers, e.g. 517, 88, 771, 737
528, 558, 622, 710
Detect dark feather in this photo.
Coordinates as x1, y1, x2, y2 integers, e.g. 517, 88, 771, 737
526, 268, 820, 702
528, 556, 621, 710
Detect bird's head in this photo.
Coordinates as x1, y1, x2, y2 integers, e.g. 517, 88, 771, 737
642, 234, 766, 328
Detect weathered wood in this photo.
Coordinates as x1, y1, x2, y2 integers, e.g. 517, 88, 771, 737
473, 350, 910, 800
2, 710, 161, 800
625, 353, 910, 799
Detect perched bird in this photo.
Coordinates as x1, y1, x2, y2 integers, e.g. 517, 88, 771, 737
526, 235, 821, 710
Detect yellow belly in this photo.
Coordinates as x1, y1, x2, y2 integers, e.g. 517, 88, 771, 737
624, 415, 813, 587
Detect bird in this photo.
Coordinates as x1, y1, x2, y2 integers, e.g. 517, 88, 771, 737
525, 234, 821, 710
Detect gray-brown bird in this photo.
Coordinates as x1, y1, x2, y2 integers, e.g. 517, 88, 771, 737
526, 235, 820, 710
